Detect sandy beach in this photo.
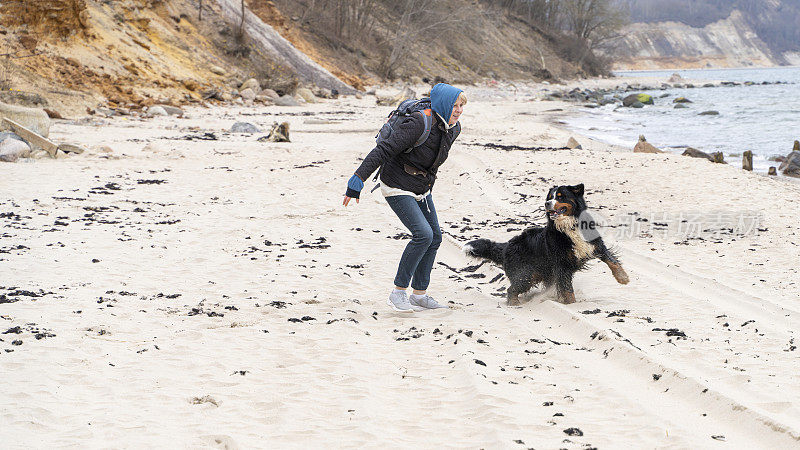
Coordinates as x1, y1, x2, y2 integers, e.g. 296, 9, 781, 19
2, 78, 800, 448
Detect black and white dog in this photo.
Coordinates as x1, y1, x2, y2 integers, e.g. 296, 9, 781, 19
464, 184, 629, 305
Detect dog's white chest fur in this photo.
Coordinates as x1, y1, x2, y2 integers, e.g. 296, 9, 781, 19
554, 216, 595, 260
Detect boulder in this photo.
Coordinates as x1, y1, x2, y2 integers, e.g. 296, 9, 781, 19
29, 149, 51, 159
57, 143, 86, 154
154, 104, 184, 116
637, 93, 654, 105
0, 131, 25, 143
95, 107, 116, 117
240, 78, 260, 92
259, 89, 280, 100
254, 95, 274, 104
182, 79, 199, 91
377, 86, 415, 106
668, 73, 683, 83
673, 97, 692, 103
274, 95, 300, 106
230, 122, 260, 133
210, 65, 226, 76
0, 136, 31, 162
0, 102, 50, 137
146, 106, 168, 117
682, 147, 714, 161
566, 137, 582, 150
778, 151, 800, 177
313, 87, 334, 99
633, 135, 663, 153
631, 101, 644, 108
699, 110, 719, 116
674, 103, 688, 109
240, 88, 256, 101
623, 93, 653, 107
410, 76, 424, 85
296, 87, 317, 103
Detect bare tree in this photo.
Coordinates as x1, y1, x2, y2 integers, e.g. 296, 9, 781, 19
561, 0, 627, 49
377, 0, 464, 78
237, 0, 246, 43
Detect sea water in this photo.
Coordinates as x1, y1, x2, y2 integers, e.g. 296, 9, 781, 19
562, 66, 800, 173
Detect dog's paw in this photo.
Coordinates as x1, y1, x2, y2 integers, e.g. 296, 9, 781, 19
613, 268, 630, 285
559, 292, 576, 304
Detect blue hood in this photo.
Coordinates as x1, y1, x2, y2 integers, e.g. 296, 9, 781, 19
430, 83, 462, 124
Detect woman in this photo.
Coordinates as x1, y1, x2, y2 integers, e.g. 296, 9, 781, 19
343, 83, 466, 312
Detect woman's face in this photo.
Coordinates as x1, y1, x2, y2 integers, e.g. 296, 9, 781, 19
449, 98, 465, 125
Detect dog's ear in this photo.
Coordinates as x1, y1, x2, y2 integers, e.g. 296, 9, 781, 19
569, 184, 584, 197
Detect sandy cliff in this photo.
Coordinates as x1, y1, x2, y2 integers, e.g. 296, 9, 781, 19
609, 10, 781, 70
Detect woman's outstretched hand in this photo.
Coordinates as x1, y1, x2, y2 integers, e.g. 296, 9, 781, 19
343, 174, 363, 206
343, 195, 358, 206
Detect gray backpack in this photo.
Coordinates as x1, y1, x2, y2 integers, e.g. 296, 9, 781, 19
370, 98, 434, 190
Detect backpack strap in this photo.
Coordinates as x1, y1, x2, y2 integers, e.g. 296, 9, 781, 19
450, 121, 461, 142
405, 108, 432, 153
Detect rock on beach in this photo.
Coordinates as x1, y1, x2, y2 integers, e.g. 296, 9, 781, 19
633, 135, 663, 153
0, 102, 51, 137
0, 135, 31, 162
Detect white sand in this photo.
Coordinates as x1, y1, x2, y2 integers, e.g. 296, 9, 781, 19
2, 79, 800, 448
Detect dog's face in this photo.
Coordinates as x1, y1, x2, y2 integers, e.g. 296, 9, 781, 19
545, 184, 585, 221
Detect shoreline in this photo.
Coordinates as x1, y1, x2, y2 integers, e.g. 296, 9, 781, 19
613, 64, 800, 74
549, 108, 799, 181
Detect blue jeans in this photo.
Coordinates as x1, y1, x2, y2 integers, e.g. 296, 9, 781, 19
385, 194, 442, 291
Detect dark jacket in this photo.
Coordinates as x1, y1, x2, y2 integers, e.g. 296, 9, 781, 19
353, 113, 461, 195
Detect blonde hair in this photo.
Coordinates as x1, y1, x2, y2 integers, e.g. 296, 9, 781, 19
457, 91, 468, 105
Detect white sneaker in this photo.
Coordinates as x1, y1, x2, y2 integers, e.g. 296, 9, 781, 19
409, 294, 448, 309
387, 290, 417, 312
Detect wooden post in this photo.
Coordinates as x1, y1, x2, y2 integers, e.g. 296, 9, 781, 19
768, 166, 777, 176
742, 150, 753, 171
198, 0, 202, 21
794, 140, 799, 151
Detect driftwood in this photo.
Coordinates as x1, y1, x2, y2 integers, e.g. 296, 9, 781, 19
258, 122, 290, 142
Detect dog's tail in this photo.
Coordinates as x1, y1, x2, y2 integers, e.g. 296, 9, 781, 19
463, 239, 506, 266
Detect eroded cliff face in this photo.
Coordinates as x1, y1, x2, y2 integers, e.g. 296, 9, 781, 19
609, 10, 782, 70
